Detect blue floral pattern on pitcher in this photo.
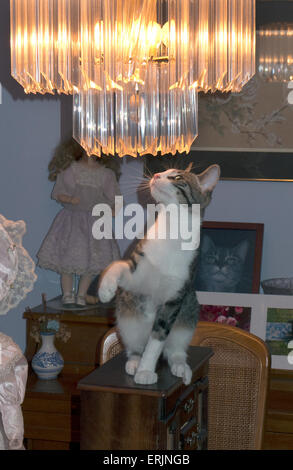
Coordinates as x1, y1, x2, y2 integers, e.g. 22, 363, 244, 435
32, 351, 64, 369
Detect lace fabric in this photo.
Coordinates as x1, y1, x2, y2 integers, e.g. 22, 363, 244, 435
0, 215, 35, 449
0, 333, 28, 450
0, 215, 37, 316
0, 223, 18, 302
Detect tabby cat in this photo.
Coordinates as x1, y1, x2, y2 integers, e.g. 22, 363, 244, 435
196, 235, 249, 293
98, 164, 220, 385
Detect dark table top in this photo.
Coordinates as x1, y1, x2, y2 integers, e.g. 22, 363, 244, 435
78, 346, 213, 398
23, 296, 115, 324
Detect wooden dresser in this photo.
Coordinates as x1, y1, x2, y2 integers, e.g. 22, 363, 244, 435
78, 346, 213, 450
22, 299, 114, 450
264, 369, 293, 450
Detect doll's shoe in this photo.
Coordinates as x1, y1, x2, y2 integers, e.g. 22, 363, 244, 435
76, 295, 87, 307
85, 294, 99, 305
62, 294, 75, 305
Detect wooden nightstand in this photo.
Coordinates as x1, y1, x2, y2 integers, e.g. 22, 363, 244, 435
78, 346, 213, 450
22, 298, 115, 450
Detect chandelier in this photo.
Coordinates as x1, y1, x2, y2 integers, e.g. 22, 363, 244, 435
10, 0, 80, 94
10, 0, 256, 157
192, 0, 255, 93
257, 23, 293, 82
73, 0, 198, 157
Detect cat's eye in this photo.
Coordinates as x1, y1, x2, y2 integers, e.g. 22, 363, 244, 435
167, 175, 182, 181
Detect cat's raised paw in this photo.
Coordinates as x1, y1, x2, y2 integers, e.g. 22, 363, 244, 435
171, 362, 192, 385
125, 356, 141, 376
134, 370, 158, 385
98, 277, 117, 303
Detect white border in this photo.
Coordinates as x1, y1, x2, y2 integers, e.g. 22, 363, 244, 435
197, 291, 293, 371
191, 147, 293, 153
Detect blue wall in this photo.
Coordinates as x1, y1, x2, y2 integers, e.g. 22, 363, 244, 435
205, 179, 293, 283
0, 0, 61, 350
0, 87, 62, 351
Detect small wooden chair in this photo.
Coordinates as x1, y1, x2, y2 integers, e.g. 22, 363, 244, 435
99, 322, 270, 450
99, 327, 123, 365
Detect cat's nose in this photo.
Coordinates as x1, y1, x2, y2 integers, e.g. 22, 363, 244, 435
154, 173, 161, 180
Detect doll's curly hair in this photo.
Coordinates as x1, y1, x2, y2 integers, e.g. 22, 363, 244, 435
48, 138, 122, 182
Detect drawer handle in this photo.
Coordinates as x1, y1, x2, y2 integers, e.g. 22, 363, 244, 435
184, 398, 194, 413
185, 431, 197, 447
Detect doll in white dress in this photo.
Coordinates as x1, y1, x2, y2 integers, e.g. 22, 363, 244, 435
37, 139, 121, 306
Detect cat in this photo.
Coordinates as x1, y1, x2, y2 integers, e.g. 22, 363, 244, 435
196, 235, 249, 293
98, 163, 220, 385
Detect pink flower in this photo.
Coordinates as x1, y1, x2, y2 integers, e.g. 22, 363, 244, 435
216, 315, 227, 324
235, 307, 244, 314
226, 317, 238, 327
199, 309, 219, 322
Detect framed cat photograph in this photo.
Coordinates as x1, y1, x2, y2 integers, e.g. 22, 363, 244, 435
197, 221, 264, 294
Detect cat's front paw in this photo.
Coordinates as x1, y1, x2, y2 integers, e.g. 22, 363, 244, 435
134, 370, 158, 385
125, 356, 141, 376
98, 275, 118, 303
171, 362, 192, 385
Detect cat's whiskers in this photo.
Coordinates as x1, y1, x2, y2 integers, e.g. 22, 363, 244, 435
120, 176, 150, 190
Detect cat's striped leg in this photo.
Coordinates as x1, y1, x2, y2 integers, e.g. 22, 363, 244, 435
163, 325, 194, 385
164, 296, 200, 385
134, 300, 181, 385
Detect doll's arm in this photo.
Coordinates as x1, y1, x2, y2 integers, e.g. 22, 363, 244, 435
56, 194, 80, 205
52, 166, 78, 204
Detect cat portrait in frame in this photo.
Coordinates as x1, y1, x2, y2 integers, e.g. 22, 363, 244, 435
196, 222, 264, 294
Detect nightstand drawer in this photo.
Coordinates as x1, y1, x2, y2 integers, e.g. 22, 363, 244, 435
163, 362, 209, 419
180, 417, 198, 450
23, 397, 71, 414
23, 410, 71, 442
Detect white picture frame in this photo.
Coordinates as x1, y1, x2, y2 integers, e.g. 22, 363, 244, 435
197, 291, 293, 370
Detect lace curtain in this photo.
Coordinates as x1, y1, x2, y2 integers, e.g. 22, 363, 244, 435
0, 214, 37, 449
0, 214, 37, 314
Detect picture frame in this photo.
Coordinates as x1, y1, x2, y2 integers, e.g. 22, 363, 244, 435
186, 150, 293, 182
197, 291, 293, 370
198, 221, 264, 294
144, 149, 293, 182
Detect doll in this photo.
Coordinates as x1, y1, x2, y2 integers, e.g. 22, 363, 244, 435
37, 139, 121, 307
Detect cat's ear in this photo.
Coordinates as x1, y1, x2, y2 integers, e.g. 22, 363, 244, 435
197, 164, 220, 193
185, 162, 193, 173
235, 239, 250, 262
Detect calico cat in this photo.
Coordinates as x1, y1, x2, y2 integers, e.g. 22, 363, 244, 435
98, 164, 220, 385
197, 235, 249, 293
